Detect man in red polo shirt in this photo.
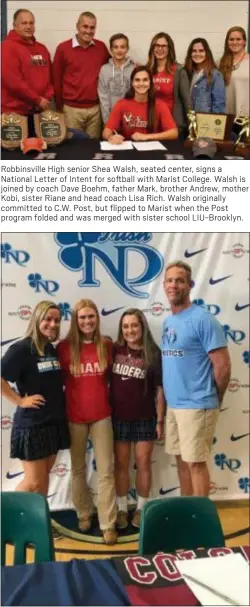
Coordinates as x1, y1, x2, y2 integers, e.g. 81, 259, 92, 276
53, 11, 109, 138
1, 9, 53, 133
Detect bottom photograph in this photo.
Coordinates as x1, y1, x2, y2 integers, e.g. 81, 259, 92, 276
1, 231, 249, 607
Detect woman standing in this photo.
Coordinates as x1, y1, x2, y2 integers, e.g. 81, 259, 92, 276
1, 301, 70, 497
219, 26, 249, 117
111, 309, 165, 529
102, 65, 178, 143
147, 32, 190, 134
184, 38, 226, 113
57, 299, 117, 545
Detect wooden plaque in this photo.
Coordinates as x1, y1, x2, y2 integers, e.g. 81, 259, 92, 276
34, 110, 67, 146
1, 113, 28, 150
195, 113, 234, 141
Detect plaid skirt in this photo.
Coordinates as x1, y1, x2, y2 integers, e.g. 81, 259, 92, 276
113, 417, 157, 442
10, 420, 70, 461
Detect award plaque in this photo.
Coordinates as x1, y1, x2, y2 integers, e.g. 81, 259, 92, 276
1, 113, 28, 150
34, 110, 67, 146
195, 113, 230, 141
184, 112, 249, 157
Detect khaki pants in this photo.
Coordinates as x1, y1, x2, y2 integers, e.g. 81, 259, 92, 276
165, 408, 219, 462
63, 104, 102, 138
69, 417, 117, 530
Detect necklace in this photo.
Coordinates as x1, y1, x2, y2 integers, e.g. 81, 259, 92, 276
232, 53, 246, 70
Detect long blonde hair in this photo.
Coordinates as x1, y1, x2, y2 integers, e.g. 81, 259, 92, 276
219, 26, 247, 85
26, 301, 61, 356
66, 299, 108, 375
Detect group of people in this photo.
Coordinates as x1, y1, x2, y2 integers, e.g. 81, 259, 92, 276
1, 8, 249, 141
2, 261, 231, 545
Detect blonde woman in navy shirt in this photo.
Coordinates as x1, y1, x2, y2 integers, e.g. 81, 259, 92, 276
1, 301, 70, 497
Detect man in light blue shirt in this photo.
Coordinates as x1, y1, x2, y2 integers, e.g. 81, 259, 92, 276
162, 260, 231, 496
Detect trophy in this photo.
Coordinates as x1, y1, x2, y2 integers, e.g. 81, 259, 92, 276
234, 115, 250, 147
187, 108, 198, 141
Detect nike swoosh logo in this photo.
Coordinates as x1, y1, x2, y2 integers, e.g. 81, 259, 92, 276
184, 248, 207, 258
230, 432, 250, 441
220, 407, 228, 412
159, 486, 179, 495
121, 377, 130, 381
101, 307, 124, 316
1, 337, 20, 347
235, 303, 250, 311
209, 275, 232, 285
6, 471, 24, 479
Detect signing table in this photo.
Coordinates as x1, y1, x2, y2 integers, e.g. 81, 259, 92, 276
2, 546, 249, 606
1, 138, 247, 160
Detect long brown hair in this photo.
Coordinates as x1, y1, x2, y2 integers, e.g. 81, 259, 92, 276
66, 299, 108, 376
117, 308, 159, 367
219, 26, 247, 85
184, 37, 216, 85
147, 32, 176, 74
125, 65, 156, 132
26, 300, 61, 356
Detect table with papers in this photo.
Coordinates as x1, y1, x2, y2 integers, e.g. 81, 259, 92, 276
2, 545, 249, 606
2, 138, 247, 160
100, 141, 167, 152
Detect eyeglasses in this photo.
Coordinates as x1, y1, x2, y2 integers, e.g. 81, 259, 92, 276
154, 44, 168, 49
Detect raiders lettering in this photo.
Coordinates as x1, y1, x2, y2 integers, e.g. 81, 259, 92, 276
112, 352, 146, 380
112, 362, 146, 379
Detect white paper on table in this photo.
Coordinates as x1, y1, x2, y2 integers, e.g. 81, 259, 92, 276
131, 141, 166, 151
100, 141, 134, 151
176, 553, 250, 606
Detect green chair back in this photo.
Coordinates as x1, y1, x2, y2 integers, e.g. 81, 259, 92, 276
139, 496, 225, 555
1, 491, 55, 565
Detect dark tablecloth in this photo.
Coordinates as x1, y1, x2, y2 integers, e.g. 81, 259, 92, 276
2, 546, 249, 606
1, 558, 129, 606
1, 138, 244, 160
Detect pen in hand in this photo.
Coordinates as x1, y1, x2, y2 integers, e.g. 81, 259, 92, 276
109, 130, 125, 144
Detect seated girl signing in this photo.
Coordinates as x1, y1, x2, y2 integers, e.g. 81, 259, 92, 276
102, 65, 178, 143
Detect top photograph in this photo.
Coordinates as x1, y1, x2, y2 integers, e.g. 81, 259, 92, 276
1, 0, 250, 160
